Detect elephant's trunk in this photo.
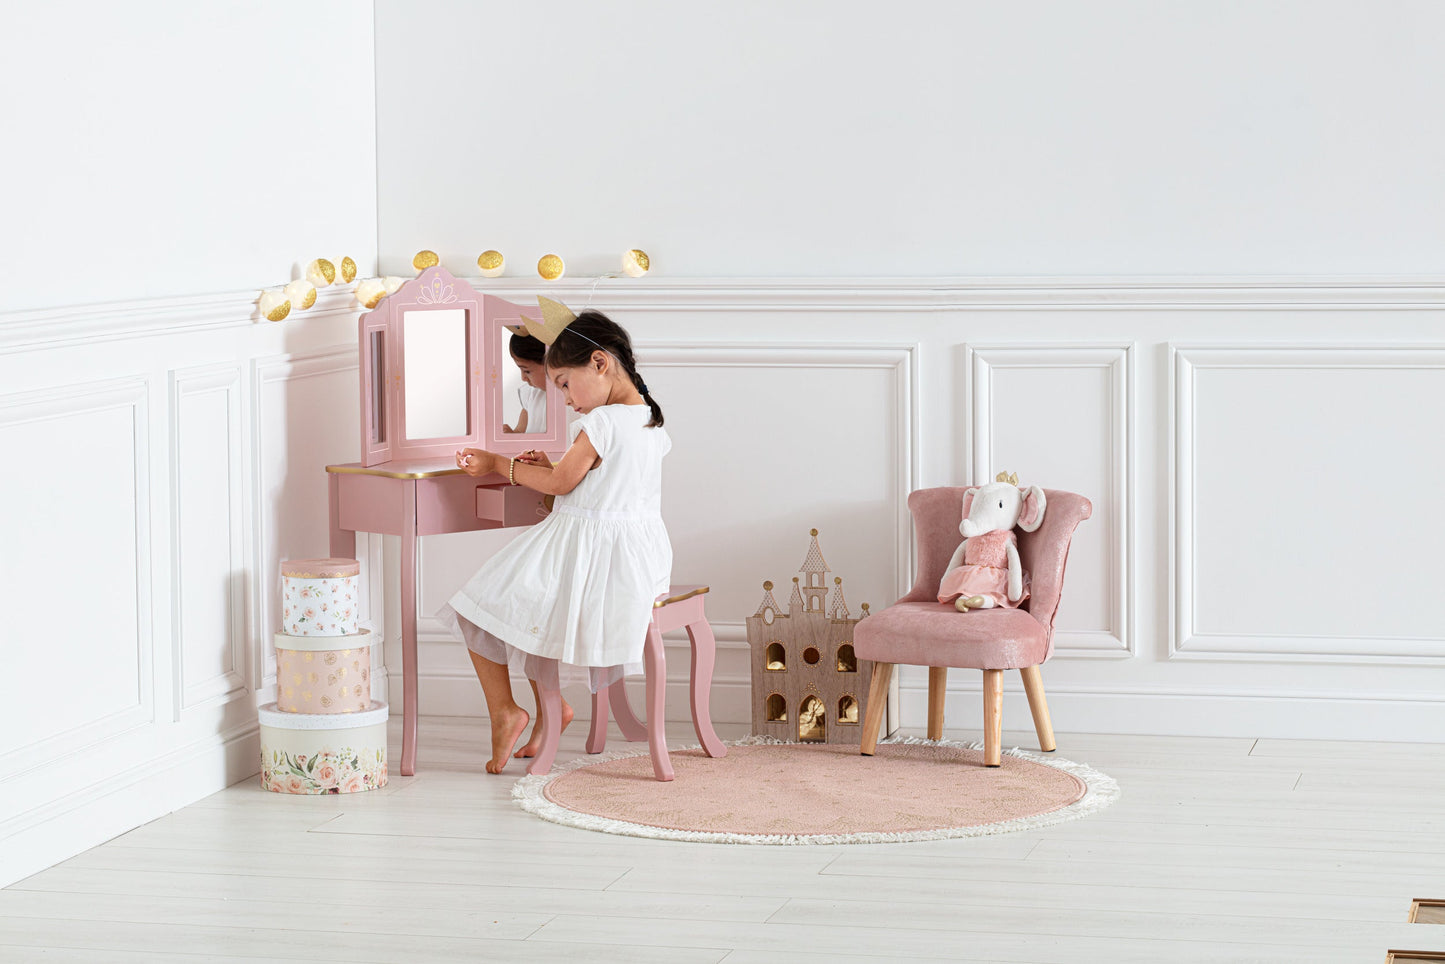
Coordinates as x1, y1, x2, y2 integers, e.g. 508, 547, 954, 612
960, 519, 982, 539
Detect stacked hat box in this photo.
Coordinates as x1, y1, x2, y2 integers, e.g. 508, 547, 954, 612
261, 558, 387, 794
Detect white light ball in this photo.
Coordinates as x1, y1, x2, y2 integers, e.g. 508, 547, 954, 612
477, 250, 504, 277
355, 278, 386, 309
305, 259, 336, 287
258, 289, 291, 322
382, 275, 406, 295
283, 279, 317, 311
621, 249, 650, 277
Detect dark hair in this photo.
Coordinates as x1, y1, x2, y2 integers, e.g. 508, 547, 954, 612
544, 310, 663, 427
508, 331, 546, 364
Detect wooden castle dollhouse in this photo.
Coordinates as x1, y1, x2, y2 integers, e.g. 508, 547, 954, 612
746, 529, 873, 745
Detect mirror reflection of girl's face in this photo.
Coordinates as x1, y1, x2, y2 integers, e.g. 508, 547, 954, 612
511, 353, 545, 390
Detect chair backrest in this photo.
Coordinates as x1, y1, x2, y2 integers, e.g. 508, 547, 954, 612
900, 486, 1092, 658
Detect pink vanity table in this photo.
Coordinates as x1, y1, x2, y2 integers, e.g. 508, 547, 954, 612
325, 460, 548, 776
330, 267, 567, 776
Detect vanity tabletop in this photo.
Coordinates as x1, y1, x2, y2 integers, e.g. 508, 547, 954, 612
326, 459, 474, 480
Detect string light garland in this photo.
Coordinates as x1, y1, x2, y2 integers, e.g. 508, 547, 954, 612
255, 248, 651, 321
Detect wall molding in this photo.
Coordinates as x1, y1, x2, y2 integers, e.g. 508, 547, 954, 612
1170, 344, 1445, 664
967, 343, 1135, 658
169, 364, 249, 718
0, 377, 154, 775
5, 277, 1445, 357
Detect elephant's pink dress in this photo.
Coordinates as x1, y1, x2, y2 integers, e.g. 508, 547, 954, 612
937, 529, 1030, 609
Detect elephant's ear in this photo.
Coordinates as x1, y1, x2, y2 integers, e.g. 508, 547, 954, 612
960, 487, 980, 527
1018, 485, 1046, 532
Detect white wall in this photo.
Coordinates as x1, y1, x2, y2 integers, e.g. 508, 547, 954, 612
375, 0, 1445, 278
0, 2, 378, 887
0, 1, 378, 312
373, 3, 1445, 746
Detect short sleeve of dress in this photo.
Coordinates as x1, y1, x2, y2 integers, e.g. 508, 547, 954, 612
572, 407, 612, 458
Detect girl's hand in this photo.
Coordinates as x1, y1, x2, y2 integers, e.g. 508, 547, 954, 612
455, 448, 494, 477
517, 449, 547, 465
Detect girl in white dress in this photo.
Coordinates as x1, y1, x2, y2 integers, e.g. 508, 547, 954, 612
442, 309, 672, 774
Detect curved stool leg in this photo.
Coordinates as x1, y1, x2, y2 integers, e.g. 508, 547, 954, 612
586, 689, 609, 754
527, 684, 564, 776
685, 619, 726, 758
609, 679, 648, 742
643, 623, 674, 781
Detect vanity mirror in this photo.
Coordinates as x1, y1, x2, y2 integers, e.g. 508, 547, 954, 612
358, 266, 565, 466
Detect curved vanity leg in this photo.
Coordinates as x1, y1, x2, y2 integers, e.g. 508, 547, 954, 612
685, 619, 727, 758
399, 482, 418, 776
643, 624, 673, 781
610, 679, 648, 742
586, 689, 609, 754
528, 685, 563, 776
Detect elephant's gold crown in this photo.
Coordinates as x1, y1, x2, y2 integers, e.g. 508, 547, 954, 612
994, 471, 1019, 485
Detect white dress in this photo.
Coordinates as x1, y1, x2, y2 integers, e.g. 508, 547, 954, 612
438, 404, 672, 691
518, 383, 547, 433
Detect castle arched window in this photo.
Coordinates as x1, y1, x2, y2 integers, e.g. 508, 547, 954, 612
838, 694, 859, 724
836, 643, 856, 673
798, 695, 826, 742
765, 693, 787, 722
765, 642, 786, 671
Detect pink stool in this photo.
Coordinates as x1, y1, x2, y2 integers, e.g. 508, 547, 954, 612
528, 584, 728, 782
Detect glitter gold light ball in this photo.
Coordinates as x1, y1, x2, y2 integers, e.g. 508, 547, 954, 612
355, 278, 386, 309
305, 259, 336, 287
622, 248, 650, 277
537, 254, 565, 280
283, 279, 317, 311
477, 250, 504, 277
258, 289, 291, 322
413, 250, 439, 271
339, 256, 357, 283
382, 275, 405, 295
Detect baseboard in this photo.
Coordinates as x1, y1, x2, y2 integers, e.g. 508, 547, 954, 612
904, 683, 1445, 744
0, 723, 261, 889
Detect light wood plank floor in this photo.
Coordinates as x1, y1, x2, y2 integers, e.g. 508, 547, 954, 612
3, 717, 1444, 963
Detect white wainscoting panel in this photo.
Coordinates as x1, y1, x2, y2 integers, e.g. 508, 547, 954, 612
968, 344, 1134, 657
171, 364, 247, 716
1172, 345, 1445, 663
0, 378, 152, 767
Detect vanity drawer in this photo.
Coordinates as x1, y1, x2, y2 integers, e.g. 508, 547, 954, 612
476, 483, 549, 527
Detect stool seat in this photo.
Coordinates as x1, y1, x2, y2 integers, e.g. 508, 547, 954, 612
527, 583, 727, 781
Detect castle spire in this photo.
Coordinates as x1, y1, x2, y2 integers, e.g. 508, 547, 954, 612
753, 580, 781, 617
799, 528, 830, 575
829, 576, 851, 620
789, 577, 805, 611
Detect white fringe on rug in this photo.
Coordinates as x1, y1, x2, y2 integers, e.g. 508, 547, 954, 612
512, 734, 1120, 845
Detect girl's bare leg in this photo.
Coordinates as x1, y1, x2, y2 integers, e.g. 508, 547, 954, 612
467, 650, 529, 774
515, 679, 573, 758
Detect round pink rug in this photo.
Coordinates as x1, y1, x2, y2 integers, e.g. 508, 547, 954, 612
513, 737, 1118, 844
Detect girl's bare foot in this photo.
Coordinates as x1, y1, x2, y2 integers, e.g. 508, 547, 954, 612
486, 706, 530, 774
515, 699, 573, 758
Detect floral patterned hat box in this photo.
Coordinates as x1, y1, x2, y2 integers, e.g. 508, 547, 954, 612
259, 701, 389, 794
274, 630, 372, 714
281, 558, 360, 636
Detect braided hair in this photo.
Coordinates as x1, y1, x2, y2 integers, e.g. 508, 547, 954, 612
544, 311, 663, 427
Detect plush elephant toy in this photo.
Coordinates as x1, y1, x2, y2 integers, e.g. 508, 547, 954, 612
938, 471, 1047, 612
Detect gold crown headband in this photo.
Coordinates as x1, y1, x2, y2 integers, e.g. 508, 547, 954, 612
506, 296, 608, 353
995, 471, 1019, 485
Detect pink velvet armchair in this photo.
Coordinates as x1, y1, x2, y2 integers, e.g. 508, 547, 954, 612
856, 486, 1092, 766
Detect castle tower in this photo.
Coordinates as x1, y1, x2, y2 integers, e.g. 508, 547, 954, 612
788, 577, 805, 614
753, 580, 782, 621
798, 528, 830, 613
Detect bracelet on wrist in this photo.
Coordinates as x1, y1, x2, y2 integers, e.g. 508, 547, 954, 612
508, 457, 517, 485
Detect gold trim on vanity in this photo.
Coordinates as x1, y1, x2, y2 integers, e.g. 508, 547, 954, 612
655, 586, 710, 608
326, 462, 466, 480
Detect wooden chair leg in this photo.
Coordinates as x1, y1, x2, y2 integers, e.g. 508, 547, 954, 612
982, 669, 1003, 767
1019, 664, 1056, 752
927, 666, 947, 741
860, 661, 894, 756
